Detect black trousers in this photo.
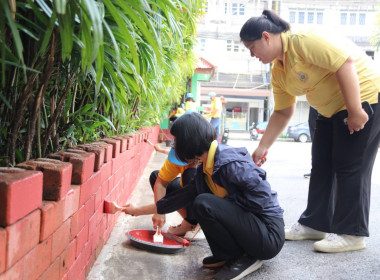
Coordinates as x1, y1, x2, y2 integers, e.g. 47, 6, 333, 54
149, 169, 197, 225
299, 96, 380, 236
193, 193, 285, 260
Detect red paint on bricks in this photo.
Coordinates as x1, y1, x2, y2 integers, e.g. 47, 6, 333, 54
0, 257, 24, 280
52, 218, 71, 260
17, 158, 72, 201
76, 223, 89, 259
6, 209, 41, 268
38, 257, 60, 280
79, 171, 101, 206
0, 168, 43, 227
59, 238, 77, 279
70, 205, 85, 240
24, 236, 52, 280
0, 228, 6, 274
39, 201, 64, 242
111, 136, 128, 153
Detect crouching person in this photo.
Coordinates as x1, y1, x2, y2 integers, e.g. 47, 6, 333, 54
157, 112, 285, 280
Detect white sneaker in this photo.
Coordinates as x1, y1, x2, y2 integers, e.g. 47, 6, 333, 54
184, 224, 206, 241
167, 220, 193, 236
314, 233, 365, 253
285, 222, 327, 240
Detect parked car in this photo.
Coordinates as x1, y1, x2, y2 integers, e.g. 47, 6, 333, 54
255, 121, 268, 134
287, 122, 311, 143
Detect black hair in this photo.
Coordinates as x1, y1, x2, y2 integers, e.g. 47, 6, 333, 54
185, 97, 194, 102
240, 9, 290, 42
170, 112, 216, 162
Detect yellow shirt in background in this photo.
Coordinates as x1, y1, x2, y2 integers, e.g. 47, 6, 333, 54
211, 98, 222, 118
272, 30, 380, 117
203, 140, 228, 198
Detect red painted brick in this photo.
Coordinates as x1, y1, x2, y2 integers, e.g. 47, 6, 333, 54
100, 161, 112, 186
39, 201, 64, 241
73, 144, 105, 171
76, 223, 89, 259
38, 257, 60, 280
0, 168, 43, 227
17, 158, 72, 201
59, 238, 76, 278
0, 257, 24, 280
6, 209, 40, 268
0, 228, 6, 274
66, 254, 85, 280
79, 171, 101, 206
63, 186, 79, 221
52, 218, 71, 260
84, 195, 95, 224
100, 138, 120, 159
24, 237, 52, 280
70, 206, 85, 240
48, 149, 95, 184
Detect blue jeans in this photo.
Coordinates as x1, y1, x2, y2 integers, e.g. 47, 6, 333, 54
210, 118, 221, 141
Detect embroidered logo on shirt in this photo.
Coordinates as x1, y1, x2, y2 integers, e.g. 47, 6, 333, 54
297, 72, 308, 82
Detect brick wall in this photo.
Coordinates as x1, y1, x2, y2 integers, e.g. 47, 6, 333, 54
0, 126, 160, 280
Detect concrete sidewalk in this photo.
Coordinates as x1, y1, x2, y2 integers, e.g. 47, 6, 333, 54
87, 138, 380, 280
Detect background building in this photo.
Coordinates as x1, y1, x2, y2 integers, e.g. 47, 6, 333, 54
195, 0, 380, 131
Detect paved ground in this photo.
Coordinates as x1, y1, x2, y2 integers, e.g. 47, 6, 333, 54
87, 132, 380, 280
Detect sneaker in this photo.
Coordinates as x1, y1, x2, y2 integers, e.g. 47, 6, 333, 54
184, 224, 206, 241
203, 255, 226, 268
313, 233, 365, 253
285, 222, 327, 240
167, 220, 193, 236
213, 255, 263, 280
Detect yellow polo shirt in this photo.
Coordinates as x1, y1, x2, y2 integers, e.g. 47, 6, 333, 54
158, 158, 189, 186
272, 30, 380, 117
211, 98, 222, 118
203, 140, 228, 198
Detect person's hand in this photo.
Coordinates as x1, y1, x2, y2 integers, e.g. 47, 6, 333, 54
252, 146, 268, 167
152, 213, 166, 231
346, 108, 369, 134
122, 203, 137, 216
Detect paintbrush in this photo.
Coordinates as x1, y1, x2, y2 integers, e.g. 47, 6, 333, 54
103, 200, 126, 214
143, 138, 154, 147
153, 227, 163, 243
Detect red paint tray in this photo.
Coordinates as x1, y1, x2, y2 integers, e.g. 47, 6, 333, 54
126, 229, 190, 254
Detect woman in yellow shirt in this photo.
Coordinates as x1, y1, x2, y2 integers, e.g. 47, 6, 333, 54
240, 9, 380, 253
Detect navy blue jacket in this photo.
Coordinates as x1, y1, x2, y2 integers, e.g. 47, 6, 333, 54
157, 144, 283, 218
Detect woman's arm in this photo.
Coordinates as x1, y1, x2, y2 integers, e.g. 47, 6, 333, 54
336, 56, 368, 134
252, 104, 295, 164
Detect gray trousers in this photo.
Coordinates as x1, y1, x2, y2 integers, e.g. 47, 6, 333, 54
299, 95, 380, 236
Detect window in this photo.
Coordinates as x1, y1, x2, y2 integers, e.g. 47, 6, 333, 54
224, 3, 228, 14
340, 13, 347, 25
350, 13, 356, 25
234, 41, 239, 52
359, 13, 366, 25
199, 39, 206, 51
289, 11, 296, 23
307, 12, 314, 24
317, 12, 323, 24
232, 3, 238, 15
298, 12, 305, 24
239, 3, 245, 16
227, 40, 232, 52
